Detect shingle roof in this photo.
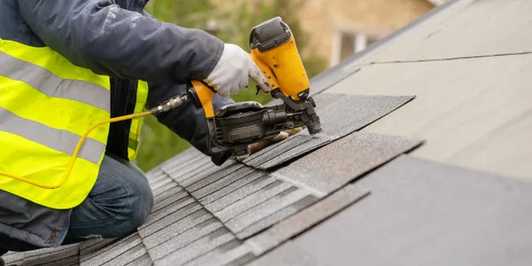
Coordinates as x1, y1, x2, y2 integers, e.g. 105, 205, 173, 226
5, 0, 532, 265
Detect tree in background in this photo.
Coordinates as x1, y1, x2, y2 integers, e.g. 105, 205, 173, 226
137, 0, 327, 170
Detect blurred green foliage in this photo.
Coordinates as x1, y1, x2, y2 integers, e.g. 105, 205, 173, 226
136, 0, 327, 171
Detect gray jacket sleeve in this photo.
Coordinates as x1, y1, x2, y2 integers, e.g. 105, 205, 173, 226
17, 0, 224, 82
147, 81, 233, 161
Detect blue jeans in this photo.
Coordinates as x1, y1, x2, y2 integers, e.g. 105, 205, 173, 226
63, 155, 154, 243
0, 155, 153, 254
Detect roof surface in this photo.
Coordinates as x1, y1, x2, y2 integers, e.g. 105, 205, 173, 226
5, 0, 532, 265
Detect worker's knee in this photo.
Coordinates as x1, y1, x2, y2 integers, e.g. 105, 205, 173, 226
67, 156, 153, 242
112, 164, 154, 233
122, 170, 154, 229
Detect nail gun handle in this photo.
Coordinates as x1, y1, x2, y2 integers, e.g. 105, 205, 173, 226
250, 51, 281, 92
191, 80, 216, 119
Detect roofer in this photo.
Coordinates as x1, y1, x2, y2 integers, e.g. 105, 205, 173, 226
0, 0, 271, 260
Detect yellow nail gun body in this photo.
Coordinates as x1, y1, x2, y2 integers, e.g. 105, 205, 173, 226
190, 17, 321, 158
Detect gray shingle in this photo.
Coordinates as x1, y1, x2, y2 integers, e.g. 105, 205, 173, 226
254, 156, 532, 266
151, 190, 189, 214
138, 203, 204, 237
248, 185, 369, 254
158, 148, 205, 172
150, 178, 175, 195
148, 218, 223, 260
102, 243, 148, 266
156, 228, 235, 266
143, 213, 214, 251
126, 253, 153, 266
146, 171, 168, 187
164, 157, 214, 184
80, 233, 144, 266
182, 240, 255, 266
79, 239, 116, 262
235, 194, 318, 239
317, 95, 415, 139
242, 134, 331, 170
152, 185, 184, 208
3, 251, 25, 266
14, 244, 79, 266
240, 95, 414, 170
256, 135, 331, 170
143, 197, 197, 227
214, 181, 294, 222
225, 188, 316, 238
242, 134, 316, 166
202, 172, 275, 211
186, 165, 254, 197
276, 132, 422, 194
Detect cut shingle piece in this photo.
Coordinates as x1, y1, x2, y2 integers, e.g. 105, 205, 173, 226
276, 132, 422, 195
240, 94, 414, 170
317, 94, 415, 139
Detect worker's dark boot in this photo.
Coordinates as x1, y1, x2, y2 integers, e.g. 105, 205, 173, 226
0, 256, 5, 266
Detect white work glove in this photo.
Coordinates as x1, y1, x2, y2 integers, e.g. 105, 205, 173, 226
205, 43, 271, 96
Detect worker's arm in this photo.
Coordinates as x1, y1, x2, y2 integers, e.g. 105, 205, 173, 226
147, 81, 233, 164
17, 0, 223, 82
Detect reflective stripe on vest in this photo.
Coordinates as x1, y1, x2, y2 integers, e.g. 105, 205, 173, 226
127, 80, 149, 161
0, 39, 111, 209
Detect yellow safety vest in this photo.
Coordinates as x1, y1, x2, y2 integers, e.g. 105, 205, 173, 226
128, 81, 149, 160
0, 39, 147, 209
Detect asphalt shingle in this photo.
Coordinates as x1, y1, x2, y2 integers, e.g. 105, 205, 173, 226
183, 241, 255, 266
317, 95, 415, 139
241, 94, 414, 170
276, 132, 422, 194
156, 228, 236, 266
9, 1, 529, 265
248, 184, 369, 255
80, 233, 144, 266
252, 156, 532, 266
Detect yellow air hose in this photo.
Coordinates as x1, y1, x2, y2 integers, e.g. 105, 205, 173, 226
0, 94, 189, 189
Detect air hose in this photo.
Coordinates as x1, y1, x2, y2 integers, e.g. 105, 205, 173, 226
0, 94, 190, 189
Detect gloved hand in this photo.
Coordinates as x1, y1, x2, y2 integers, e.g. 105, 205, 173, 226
205, 43, 271, 96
